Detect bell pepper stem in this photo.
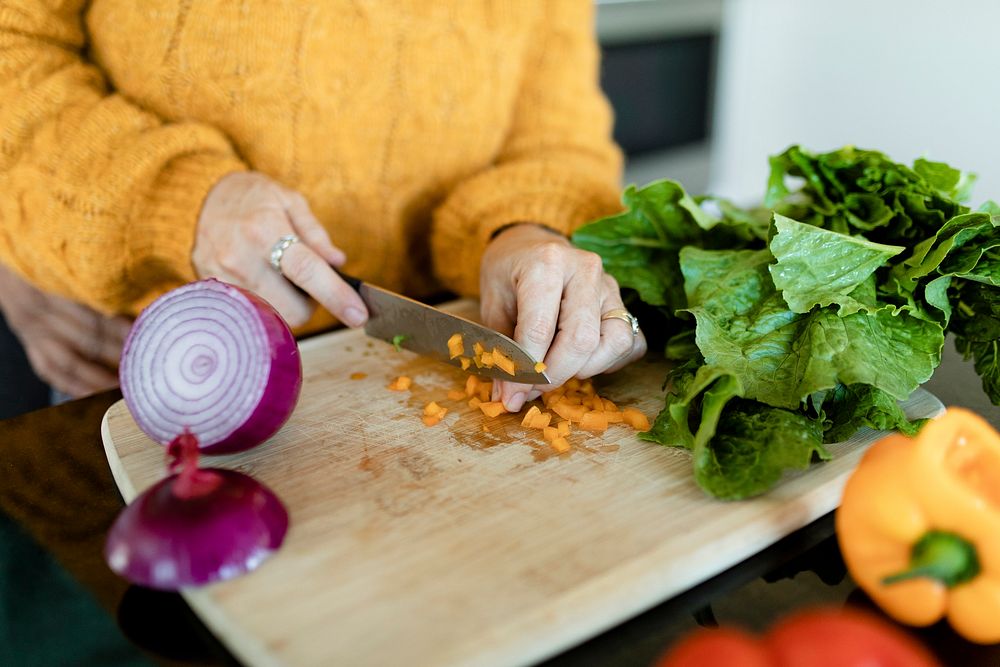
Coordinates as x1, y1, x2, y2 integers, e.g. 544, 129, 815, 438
882, 530, 980, 588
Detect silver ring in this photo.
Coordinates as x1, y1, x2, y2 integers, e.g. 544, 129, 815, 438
269, 234, 299, 273
600, 307, 640, 337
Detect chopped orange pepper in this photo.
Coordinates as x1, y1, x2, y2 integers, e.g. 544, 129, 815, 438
447, 333, 465, 359
491, 347, 517, 376
529, 412, 552, 429
387, 376, 412, 391
543, 426, 559, 442
447, 390, 466, 401
424, 401, 445, 417
622, 407, 650, 431
459, 357, 471, 371
550, 437, 571, 454
580, 410, 608, 432
534, 361, 547, 373
520, 406, 541, 426
479, 401, 507, 418
422, 415, 441, 427
557, 421, 571, 437
605, 410, 624, 424
468, 397, 482, 409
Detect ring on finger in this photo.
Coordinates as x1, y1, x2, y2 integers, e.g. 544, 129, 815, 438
269, 234, 300, 274
600, 307, 640, 337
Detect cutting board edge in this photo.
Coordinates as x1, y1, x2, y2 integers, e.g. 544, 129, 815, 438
102, 403, 138, 503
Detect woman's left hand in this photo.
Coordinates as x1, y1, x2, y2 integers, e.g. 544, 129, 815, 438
479, 224, 647, 412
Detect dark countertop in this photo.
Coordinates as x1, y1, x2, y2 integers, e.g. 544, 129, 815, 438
1, 338, 998, 667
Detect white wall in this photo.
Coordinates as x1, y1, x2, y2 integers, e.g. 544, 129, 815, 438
710, 0, 1000, 206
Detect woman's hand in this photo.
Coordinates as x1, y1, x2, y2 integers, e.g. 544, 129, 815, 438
194, 171, 368, 328
479, 224, 647, 412
0, 265, 132, 397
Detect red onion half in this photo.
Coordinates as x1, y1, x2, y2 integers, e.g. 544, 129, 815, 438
119, 278, 302, 454
105, 432, 289, 590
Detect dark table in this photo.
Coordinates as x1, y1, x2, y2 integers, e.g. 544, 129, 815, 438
3, 340, 999, 667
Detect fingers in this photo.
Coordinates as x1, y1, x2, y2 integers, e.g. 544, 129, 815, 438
279, 189, 347, 267
491, 246, 566, 411
252, 267, 317, 328
277, 242, 368, 327
25, 338, 120, 398
576, 276, 645, 379
535, 252, 604, 389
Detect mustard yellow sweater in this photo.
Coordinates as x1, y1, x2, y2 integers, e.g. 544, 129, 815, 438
0, 0, 622, 329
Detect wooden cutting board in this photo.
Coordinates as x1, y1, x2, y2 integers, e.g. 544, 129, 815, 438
102, 300, 943, 667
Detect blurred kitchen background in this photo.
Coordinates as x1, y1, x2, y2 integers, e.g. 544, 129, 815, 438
601, 0, 1000, 205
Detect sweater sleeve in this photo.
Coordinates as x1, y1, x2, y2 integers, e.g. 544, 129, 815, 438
0, 1, 246, 315
430, 0, 624, 297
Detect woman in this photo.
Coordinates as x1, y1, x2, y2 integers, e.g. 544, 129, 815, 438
0, 0, 646, 412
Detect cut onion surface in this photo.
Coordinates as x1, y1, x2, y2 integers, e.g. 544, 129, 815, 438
119, 279, 302, 454
105, 431, 288, 590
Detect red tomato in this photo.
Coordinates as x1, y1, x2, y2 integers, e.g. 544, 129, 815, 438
655, 608, 941, 667
655, 628, 772, 667
765, 608, 941, 667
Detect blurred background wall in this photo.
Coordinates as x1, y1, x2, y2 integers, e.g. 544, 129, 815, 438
599, 0, 1000, 207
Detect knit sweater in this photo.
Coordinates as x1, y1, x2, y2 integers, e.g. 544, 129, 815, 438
0, 0, 622, 329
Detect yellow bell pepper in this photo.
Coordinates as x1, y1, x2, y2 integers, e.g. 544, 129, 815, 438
837, 408, 1000, 644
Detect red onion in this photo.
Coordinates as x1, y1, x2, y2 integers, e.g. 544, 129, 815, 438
119, 278, 302, 454
105, 431, 288, 590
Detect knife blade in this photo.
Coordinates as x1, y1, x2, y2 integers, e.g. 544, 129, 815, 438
339, 272, 549, 384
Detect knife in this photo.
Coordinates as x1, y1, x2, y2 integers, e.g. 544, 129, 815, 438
338, 272, 550, 384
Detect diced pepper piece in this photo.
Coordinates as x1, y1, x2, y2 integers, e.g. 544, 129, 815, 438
557, 421, 571, 436
565, 378, 581, 391
543, 426, 559, 442
473, 341, 485, 357
521, 406, 542, 427
605, 410, 624, 424
580, 410, 608, 432
529, 412, 552, 429
479, 401, 507, 418
422, 415, 441, 427
550, 437, 571, 454
447, 390, 466, 401
580, 379, 595, 396
534, 361, 547, 373
492, 348, 517, 376
424, 401, 445, 417
468, 397, 483, 409
465, 375, 480, 397
478, 384, 491, 402
387, 376, 412, 391
622, 407, 651, 431
447, 333, 465, 359
459, 357, 471, 370
602, 398, 618, 412
480, 351, 494, 367
552, 402, 587, 422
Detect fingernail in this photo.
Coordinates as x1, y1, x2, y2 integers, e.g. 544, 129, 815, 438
343, 307, 366, 327
526, 389, 542, 402
504, 391, 527, 413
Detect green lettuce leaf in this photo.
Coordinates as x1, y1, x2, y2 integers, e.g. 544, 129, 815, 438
642, 363, 828, 500
817, 384, 926, 443
768, 213, 904, 314
680, 247, 944, 408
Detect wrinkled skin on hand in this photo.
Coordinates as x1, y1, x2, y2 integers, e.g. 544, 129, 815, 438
0, 265, 132, 398
194, 171, 368, 329
480, 223, 647, 411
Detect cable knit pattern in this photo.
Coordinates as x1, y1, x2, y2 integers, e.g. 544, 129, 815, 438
0, 0, 622, 320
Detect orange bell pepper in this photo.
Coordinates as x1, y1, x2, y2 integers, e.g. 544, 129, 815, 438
837, 407, 1000, 644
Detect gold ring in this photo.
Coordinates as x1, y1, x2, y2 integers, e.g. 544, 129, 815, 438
269, 234, 299, 273
600, 308, 639, 337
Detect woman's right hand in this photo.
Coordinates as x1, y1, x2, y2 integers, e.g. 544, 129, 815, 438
193, 171, 368, 329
